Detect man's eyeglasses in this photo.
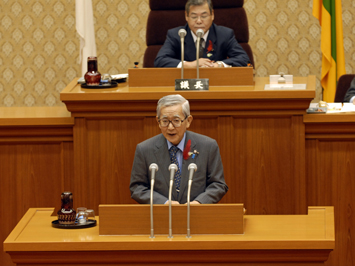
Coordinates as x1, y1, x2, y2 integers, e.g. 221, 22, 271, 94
189, 15, 210, 21
158, 116, 188, 128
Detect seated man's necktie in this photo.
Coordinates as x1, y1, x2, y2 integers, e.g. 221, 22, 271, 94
198, 38, 204, 58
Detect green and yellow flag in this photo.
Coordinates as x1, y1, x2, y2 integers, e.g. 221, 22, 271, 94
313, 0, 346, 102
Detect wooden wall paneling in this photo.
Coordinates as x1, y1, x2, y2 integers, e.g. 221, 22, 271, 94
333, 141, 355, 266
305, 139, 320, 204
290, 115, 307, 214
144, 116, 161, 140
232, 115, 305, 215
0, 127, 73, 143
216, 116, 235, 204
61, 141, 74, 194
13, 144, 63, 209
0, 116, 75, 266
60, 141, 75, 217
0, 144, 17, 266
72, 117, 88, 210
0, 143, 72, 266
233, 116, 249, 209
188, 116, 219, 140
84, 117, 147, 211
305, 114, 355, 266
306, 140, 355, 266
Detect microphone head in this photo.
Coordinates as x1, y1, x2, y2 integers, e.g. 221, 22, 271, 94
178, 29, 187, 38
168, 163, 178, 171
188, 163, 197, 172
149, 163, 158, 171
196, 29, 204, 38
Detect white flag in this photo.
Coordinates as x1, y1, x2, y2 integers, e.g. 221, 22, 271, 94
76, 0, 97, 76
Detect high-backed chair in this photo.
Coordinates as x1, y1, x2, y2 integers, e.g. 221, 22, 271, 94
334, 74, 355, 102
143, 0, 254, 68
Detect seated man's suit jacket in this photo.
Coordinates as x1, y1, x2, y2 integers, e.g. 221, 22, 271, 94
343, 77, 355, 102
154, 23, 250, 68
130, 131, 228, 204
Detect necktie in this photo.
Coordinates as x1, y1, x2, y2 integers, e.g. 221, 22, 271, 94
199, 38, 204, 58
169, 146, 181, 194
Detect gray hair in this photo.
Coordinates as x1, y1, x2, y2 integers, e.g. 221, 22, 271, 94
185, 0, 213, 15
156, 94, 190, 118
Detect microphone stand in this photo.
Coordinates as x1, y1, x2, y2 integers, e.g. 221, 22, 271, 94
186, 163, 197, 238
168, 164, 177, 238
187, 178, 192, 238
195, 29, 204, 80
150, 177, 155, 238
178, 29, 186, 79
149, 163, 158, 239
181, 37, 185, 79
196, 37, 201, 79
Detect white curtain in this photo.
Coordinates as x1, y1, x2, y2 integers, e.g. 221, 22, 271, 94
76, 0, 97, 76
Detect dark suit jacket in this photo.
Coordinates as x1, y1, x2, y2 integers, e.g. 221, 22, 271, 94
130, 131, 228, 204
343, 77, 355, 102
154, 23, 250, 67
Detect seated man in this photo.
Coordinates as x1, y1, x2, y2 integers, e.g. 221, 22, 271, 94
154, 0, 250, 68
343, 76, 355, 103
130, 94, 228, 204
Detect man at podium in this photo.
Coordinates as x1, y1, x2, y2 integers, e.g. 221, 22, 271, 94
130, 94, 228, 204
154, 0, 249, 68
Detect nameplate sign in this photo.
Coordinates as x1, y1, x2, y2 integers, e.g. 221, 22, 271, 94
175, 79, 209, 91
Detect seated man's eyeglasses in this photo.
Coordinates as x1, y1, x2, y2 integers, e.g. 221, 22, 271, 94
158, 116, 188, 128
189, 15, 210, 21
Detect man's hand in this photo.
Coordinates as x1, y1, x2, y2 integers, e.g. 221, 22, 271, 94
213, 62, 224, 68
165, 200, 180, 204
190, 200, 201, 204
184, 58, 214, 68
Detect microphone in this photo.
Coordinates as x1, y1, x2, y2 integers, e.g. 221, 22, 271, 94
149, 163, 158, 238
178, 29, 187, 79
196, 29, 204, 38
195, 29, 204, 79
168, 163, 177, 238
186, 163, 197, 238
179, 28, 187, 38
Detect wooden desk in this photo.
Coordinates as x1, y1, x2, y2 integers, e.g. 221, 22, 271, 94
4, 207, 334, 265
60, 76, 315, 109
128, 67, 255, 86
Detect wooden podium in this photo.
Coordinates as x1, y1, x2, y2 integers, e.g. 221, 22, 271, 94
128, 67, 254, 87
4, 206, 334, 266
99, 204, 244, 235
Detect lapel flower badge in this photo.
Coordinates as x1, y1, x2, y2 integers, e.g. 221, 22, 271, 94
207, 40, 214, 58
183, 139, 199, 160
